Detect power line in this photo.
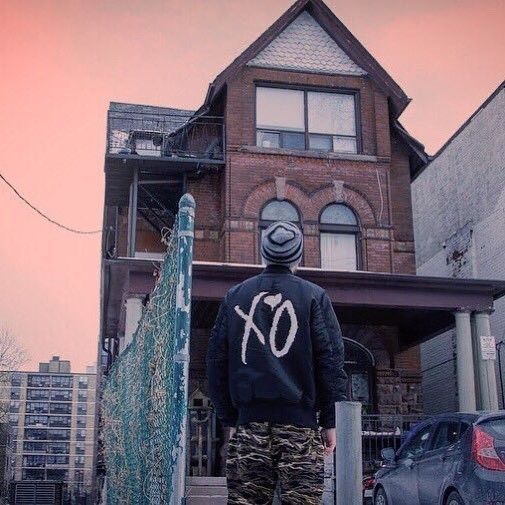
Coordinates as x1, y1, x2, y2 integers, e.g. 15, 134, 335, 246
0, 171, 102, 235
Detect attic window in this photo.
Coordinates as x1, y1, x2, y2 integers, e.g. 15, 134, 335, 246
256, 85, 359, 154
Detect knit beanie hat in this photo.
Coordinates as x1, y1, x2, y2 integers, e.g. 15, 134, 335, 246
261, 221, 303, 266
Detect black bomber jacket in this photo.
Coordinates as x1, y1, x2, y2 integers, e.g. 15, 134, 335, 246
206, 264, 347, 429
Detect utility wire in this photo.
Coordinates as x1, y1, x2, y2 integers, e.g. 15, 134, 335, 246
0, 171, 102, 235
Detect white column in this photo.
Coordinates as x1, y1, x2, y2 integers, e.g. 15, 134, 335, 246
124, 296, 143, 349
454, 310, 476, 411
474, 311, 499, 411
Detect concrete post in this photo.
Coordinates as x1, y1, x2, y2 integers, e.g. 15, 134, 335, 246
474, 311, 499, 411
124, 296, 143, 349
454, 310, 476, 411
335, 401, 362, 505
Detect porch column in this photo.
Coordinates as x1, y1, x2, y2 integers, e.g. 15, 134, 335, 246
454, 310, 476, 411
124, 295, 144, 349
473, 311, 499, 411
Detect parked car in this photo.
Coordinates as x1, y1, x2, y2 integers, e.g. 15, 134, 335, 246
373, 411, 505, 504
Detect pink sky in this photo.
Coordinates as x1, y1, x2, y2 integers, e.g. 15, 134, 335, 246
0, 0, 504, 372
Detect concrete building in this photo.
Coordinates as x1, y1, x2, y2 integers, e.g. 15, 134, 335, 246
412, 81, 505, 413
98, 0, 505, 500
1, 356, 97, 504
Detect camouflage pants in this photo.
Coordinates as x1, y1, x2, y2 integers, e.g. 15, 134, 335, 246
226, 422, 324, 504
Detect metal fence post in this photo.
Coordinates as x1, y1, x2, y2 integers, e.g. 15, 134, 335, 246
335, 401, 362, 505
172, 194, 196, 505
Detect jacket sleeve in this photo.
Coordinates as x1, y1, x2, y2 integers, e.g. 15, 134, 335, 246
206, 297, 238, 427
311, 292, 348, 428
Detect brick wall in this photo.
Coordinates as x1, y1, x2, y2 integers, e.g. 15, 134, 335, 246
184, 65, 421, 413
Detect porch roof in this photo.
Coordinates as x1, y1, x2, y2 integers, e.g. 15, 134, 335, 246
191, 262, 505, 350
104, 259, 505, 350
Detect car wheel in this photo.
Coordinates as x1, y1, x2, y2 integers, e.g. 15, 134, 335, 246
375, 487, 388, 505
446, 490, 464, 505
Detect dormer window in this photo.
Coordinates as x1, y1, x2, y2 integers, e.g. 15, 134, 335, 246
256, 85, 359, 154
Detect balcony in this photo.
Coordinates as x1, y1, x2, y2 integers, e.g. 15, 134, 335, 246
105, 102, 225, 208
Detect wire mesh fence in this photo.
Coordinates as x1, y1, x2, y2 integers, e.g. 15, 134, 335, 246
101, 194, 195, 504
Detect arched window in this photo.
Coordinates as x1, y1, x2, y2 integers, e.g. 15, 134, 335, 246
259, 200, 301, 264
319, 203, 360, 271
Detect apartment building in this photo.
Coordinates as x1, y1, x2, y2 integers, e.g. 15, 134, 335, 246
2, 356, 96, 505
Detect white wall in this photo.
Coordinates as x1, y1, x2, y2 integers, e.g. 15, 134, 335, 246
412, 86, 505, 411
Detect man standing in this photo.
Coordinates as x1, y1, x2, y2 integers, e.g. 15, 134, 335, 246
207, 221, 347, 504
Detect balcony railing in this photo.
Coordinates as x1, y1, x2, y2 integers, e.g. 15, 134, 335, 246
107, 110, 225, 161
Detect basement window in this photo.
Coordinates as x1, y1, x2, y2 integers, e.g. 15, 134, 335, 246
256, 85, 359, 154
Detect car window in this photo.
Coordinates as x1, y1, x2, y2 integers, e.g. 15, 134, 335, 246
397, 424, 432, 459
431, 421, 460, 450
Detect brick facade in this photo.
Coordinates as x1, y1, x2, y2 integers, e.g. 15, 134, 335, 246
185, 64, 422, 415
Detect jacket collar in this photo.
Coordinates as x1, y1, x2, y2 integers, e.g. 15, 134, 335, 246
263, 264, 293, 275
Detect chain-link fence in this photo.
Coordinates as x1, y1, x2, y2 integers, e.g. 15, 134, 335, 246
101, 194, 195, 504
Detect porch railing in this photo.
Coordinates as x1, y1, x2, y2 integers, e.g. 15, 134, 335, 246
186, 407, 428, 478
107, 110, 225, 160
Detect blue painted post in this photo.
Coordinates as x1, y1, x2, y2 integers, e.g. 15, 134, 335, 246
172, 194, 196, 505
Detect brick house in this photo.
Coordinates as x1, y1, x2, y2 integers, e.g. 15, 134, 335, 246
98, 0, 505, 490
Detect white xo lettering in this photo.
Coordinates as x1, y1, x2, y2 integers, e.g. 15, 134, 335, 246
234, 292, 298, 364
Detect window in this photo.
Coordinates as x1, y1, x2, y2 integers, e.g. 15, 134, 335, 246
78, 376, 88, 389
11, 372, 22, 387
259, 200, 301, 264
10, 389, 20, 400
22, 468, 45, 480
397, 423, 433, 460
26, 402, 49, 414
77, 404, 87, 415
320, 204, 359, 271
25, 428, 47, 441
431, 421, 461, 451
23, 441, 47, 453
51, 375, 73, 388
77, 416, 86, 428
46, 455, 69, 465
46, 468, 67, 481
76, 429, 86, 441
50, 403, 72, 415
49, 416, 71, 428
9, 401, 20, 413
75, 442, 85, 455
51, 389, 72, 402
23, 455, 46, 468
78, 390, 88, 402
25, 415, 48, 427
27, 389, 50, 400
28, 375, 50, 387
47, 442, 70, 454
47, 429, 70, 441
256, 86, 358, 153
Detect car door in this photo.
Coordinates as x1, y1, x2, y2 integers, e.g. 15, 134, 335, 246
386, 422, 434, 505
416, 419, 463, 504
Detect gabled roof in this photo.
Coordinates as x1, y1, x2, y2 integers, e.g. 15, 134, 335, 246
203, 0, 410, 116
247, 11, 367, 76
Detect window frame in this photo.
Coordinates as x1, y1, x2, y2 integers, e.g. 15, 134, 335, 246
396, 422, 435, 461
255, 82, 362, 154
319, 203, 362, 270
